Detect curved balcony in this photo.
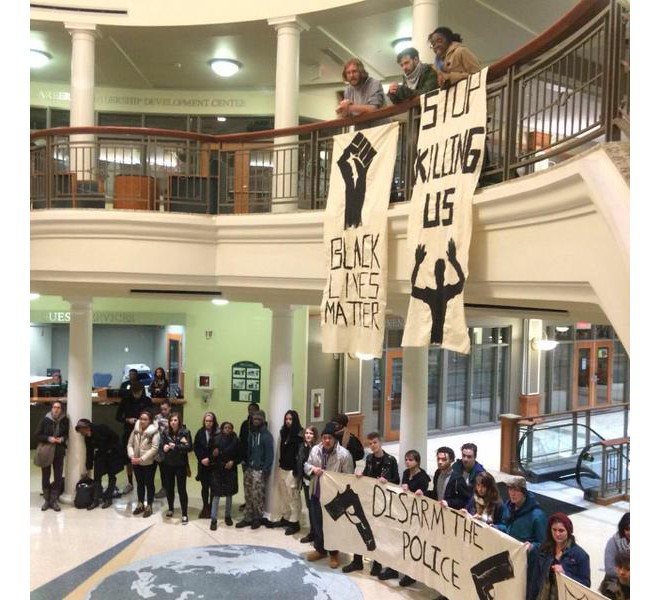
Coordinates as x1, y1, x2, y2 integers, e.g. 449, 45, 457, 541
30, 0, 630, 347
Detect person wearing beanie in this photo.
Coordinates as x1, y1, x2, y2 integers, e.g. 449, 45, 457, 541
75, 418, 127, 510
495, 475, 547, 590
235, 409, 273, 530
304, 421, 354, 569
527, 512, 591, 600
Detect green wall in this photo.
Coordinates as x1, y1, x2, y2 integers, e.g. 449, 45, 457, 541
30, 296, 309, 432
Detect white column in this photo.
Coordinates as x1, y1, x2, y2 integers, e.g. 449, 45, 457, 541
66, 23, 97, 181
61, 297, 94, 503
264, 305, 295, 518
398, 346, 429, 471
412, 0, 439, 64
267, 16, 309, 213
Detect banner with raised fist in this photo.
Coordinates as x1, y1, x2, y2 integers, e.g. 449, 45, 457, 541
321, 122, 399, 358
402, 68, 488, 353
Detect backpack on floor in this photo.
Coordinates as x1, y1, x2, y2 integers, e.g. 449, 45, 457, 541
74, 477, 95, 509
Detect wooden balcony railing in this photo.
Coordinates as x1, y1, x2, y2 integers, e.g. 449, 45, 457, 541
30, 0, 628, 215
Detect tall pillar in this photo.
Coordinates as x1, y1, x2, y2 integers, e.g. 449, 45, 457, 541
66, 23, 97, 181
61, 297, 94, 503
264, 305, 295, 518
267, 16, 309, 212
412, 0, 439, 64
399, 346, 429, 471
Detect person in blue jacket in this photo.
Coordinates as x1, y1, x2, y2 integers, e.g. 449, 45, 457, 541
496, 476, 547, 588
527, 512, 590, 600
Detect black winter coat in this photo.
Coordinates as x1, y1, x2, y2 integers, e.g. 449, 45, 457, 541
84, 423, 127, 474
294, 443, 313, 488
279, 429, 303, 471
443, 459, 486, 509
159, 426, 193, 468
194, 426, 219, 479
363, 451, 400, 483
116, 392, 153, 440
35, 412, 70, 457
210, 432, 240, 497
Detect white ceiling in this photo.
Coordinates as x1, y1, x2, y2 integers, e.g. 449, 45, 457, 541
30, 0, 580, 92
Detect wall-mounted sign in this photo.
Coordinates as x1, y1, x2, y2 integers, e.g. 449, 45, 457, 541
231, 361, 261, 403
30, 310, 186, 326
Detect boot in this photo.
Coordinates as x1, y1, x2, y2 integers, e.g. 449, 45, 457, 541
87, 483, 102, 510
198, 504, 211, 519
41, 489, 51, 511
284, 522, 300, 535
49, 492, 61, 512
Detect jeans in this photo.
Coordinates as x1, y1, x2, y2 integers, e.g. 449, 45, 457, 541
211, 495, 233, 520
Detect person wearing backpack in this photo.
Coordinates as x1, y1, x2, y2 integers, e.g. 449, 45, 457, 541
331, 413, 364, 464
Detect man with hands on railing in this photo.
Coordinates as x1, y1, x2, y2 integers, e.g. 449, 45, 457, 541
388, 47, 439, 104
336, 58, 385, 118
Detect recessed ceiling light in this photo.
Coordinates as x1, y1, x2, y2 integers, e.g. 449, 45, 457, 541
211, 298, 229, 306
355, 352, 375, 361
30, 293, 40, 301
31, 49, 52, 69
391, 38, 413, 54
216, 116, 227, 122
209, 59, 242, 78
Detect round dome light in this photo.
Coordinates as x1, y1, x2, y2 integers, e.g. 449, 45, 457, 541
209, 59, 242, 78
30, 293, 41, 301
391, 38, 413, 55
31, 49, 52, 69
211, 298, 229, 306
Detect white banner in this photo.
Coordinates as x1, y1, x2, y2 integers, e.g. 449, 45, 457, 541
321, 122, 399, 358
402, 68, 489, 353
556, 572, 608, 600
320, 472, 527, 600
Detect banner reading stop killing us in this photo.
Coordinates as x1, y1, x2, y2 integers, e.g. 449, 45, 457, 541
321, 472, 527, 600
321, 122, 399, 358
402, 68, 488, 353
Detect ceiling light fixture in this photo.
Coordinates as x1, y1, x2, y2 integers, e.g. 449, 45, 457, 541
30, 49, 52, 69
209, 59, 242, 78
216, 116, 227, 122
211, 298, 229, 306
530, 337, 559, 351
391, 38, 413, 54
355, 352, 375, 361
30, 293, 40, 301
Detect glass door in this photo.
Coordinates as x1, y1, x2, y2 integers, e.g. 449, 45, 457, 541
573, 341, 613, 408
383, 349, 402, 441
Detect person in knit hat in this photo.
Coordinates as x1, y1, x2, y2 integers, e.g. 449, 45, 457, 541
234, 409, 273, 530
527, 512, 591, 600
304, 422, 353, 570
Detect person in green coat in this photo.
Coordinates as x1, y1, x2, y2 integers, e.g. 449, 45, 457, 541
387, 47, 439, 104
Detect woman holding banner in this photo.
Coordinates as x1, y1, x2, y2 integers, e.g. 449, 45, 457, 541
465, 471, 508, 527
527, 512, 590, 600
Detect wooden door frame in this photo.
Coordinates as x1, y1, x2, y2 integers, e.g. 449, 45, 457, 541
573, 340, 613, 409
383, 348, 403, 442
166, 333, 183, 388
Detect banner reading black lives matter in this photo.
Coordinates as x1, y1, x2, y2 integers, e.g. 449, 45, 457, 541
321, 122, 399, 358
556, 572, 608, 600
321, 472, 526, 600
402, 68, 489, 353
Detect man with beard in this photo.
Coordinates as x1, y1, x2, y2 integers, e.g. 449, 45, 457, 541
387, 47, 439, 103
336, 58, 385, 118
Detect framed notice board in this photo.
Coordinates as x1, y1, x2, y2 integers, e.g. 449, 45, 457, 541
231, 361, 261, 403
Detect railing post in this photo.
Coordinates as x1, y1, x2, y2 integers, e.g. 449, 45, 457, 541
571, 412, 578, 454
502, 67, 518, 181
310, 129, 318, 209
45, 136, 53, 209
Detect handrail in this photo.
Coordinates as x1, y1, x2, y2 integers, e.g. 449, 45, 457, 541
29, 0, 611, 145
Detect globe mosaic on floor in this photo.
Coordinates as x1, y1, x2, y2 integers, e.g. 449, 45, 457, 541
85, 544, 364, 600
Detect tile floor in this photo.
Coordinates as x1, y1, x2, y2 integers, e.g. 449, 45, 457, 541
30, 424, 629, 598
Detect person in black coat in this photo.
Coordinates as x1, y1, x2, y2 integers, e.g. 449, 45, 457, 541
209, 421, 240, 530
296, 425, 319, 544
442, 442, 485, 510
116, 381, 153, 494
148, 367, 169, 399
332, 413, 364, 465
75, 418, 127, 510
270, 410, 304, 534
193, 411, 219, 519
159, 412, 193, 524
344, 431, 400, 575
34, 400, 69, 511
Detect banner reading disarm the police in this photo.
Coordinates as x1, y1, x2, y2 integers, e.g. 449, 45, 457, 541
402, 68, 488, 353
321, 122, 399, 358
556, 572, 608, 600
321, 472, 527, 600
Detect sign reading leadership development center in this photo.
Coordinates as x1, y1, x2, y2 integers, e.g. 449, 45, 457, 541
321, 472, 527, 600
402, 68, 488, 353
321, 122, 399, 358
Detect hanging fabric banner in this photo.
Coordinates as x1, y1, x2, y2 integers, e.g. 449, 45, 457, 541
320, 472, 527, 600
402, 68, 488, 353
556, 572, 609, 600
321, 121, 399, 358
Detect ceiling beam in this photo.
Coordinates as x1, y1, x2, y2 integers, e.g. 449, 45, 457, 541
473, 0, 538, 36
108, 34, 154, 88
316, 25, 386, 80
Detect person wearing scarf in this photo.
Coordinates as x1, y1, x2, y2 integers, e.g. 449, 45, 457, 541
388, 47, 439, 104
35, 400, 69, 511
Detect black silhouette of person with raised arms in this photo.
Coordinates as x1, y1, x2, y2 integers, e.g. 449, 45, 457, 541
411, 238, 465, 344
337, 132, 377, 229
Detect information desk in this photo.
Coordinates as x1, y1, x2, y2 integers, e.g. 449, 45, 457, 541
30, 396, 186, 450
